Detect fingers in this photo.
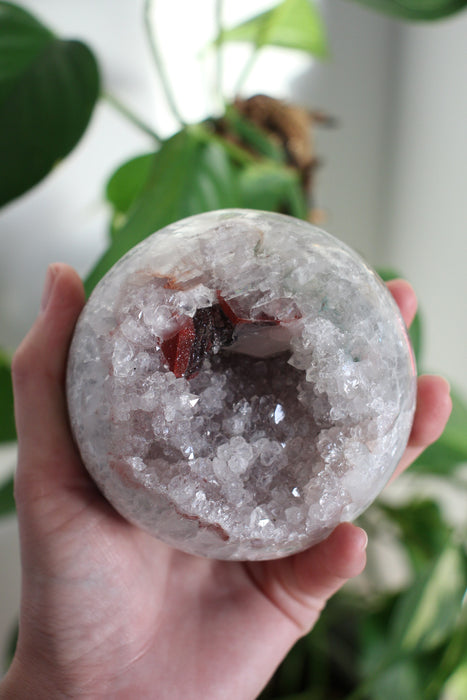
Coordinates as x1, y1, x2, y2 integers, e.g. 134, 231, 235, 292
392, 374, 452, 479
250, 280, 444, 640
385, 281, 452, 477
262, 372, 450, 633
409, 375, 452, 446
12, 264, 88, 499
386, 278, 418, 328
274, 369, 450, 633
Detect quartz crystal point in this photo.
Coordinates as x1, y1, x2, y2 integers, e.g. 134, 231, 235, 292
67, 209, 416, 560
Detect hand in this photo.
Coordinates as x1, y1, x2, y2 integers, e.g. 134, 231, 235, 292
1, 265, 451, 700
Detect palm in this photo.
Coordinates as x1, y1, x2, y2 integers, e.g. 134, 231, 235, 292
6, 264, 452, 700
23, 473, 314, 699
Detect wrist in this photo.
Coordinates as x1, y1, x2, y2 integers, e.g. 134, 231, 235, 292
0, 660, 36, 700
1, 656, 91, 700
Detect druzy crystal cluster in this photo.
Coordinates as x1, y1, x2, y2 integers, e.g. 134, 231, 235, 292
67, 209, 416, 560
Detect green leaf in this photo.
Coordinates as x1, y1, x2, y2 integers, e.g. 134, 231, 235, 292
376, 267, 404, 282
0, 1, 100, 207
268, 636, 309, 695
379, 499, 452, 573
0, 474, 15, 517
389, 545, 467, 654
353, 548, 467, 700
368, 660, 424, 700
0, 350, 15, 443
239, 161, 308, 219
217, 0, 328, 58
223, 105, 285, 162
106, 152, 155, 236
412, 389, 467, 475
345, 0, 467, 20
440, 659, 467, 700
86, 126, 241, 294
424, 605, 467, 700
0, 2, 53, 99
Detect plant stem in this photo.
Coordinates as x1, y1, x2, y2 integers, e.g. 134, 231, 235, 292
234, 47, 259, 97
102, 92, 162, 143
144, 0, 185, 126
215, 0, 224, 105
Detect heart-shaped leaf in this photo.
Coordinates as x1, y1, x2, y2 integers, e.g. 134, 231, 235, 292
0, 1, 100, 207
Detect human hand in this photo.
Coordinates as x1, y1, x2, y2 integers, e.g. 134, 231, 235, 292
0, 265, 451, 700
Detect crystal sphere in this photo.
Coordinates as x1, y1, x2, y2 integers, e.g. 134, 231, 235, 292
67, 209, 416, 560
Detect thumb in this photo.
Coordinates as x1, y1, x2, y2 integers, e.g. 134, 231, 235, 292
12, 264, 90, 504
290, 523, 368, 631
248, 523, 367, 636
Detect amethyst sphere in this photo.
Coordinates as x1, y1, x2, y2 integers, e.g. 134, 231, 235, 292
66, 209, 416, 560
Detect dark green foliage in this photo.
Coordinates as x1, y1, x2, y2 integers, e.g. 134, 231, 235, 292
0, 1, 100, 207
379, 499, 452, 572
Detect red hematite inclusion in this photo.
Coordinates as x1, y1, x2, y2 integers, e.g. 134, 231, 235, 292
161, 291, 301, 380
161, 319, 196, 379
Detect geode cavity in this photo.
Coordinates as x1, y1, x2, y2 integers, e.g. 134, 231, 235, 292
67, 209, 416, 560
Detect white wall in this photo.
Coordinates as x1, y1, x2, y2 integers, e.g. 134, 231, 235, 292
378, 9, 467, 391
292, 1, 399, 261
1, 0, 466, 671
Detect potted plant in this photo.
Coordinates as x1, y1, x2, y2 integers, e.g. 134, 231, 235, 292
1, 1, 466, 696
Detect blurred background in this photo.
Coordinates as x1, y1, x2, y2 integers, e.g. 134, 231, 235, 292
1, 0, 466, 675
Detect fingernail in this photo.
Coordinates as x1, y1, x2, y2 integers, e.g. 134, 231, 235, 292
440, 377, 451, 393
422, 374, 451, 394
357, 528, 368, 551
40, 264, 58, 312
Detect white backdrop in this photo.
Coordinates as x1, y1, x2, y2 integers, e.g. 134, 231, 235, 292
1, 0, 466, 670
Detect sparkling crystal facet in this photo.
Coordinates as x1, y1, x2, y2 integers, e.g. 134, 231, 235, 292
67, 210, 416, 560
